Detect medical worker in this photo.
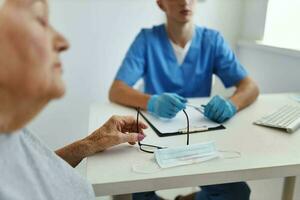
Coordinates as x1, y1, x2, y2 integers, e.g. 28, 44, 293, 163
109, 0, 259, 199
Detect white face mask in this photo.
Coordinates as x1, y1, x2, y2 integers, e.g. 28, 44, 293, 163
154, 141, 219, 168
291, 94, 300, 102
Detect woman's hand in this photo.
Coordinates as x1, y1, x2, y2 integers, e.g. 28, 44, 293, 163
85, 115, 148, 154
56, 115, 148, 168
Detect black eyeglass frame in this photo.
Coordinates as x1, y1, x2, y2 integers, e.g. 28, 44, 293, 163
136, 107, 190, 154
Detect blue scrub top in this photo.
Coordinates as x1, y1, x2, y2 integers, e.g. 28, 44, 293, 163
115, 24, 247, 98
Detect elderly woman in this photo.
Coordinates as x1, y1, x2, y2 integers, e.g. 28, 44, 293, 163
0, 0, 147, 199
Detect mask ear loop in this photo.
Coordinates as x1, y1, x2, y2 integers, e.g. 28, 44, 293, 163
218, 150, 242, 159
132, 160, 161, 174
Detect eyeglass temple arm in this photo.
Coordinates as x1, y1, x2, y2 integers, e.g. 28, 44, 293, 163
182, 109, 190, 146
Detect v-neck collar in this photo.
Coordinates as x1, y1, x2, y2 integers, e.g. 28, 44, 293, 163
161, 25, 197, 68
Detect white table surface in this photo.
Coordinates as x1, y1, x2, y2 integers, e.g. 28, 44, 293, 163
87, 93, 300, 196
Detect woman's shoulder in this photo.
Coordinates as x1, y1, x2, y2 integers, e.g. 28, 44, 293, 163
0, 129, 95, 200
22, 129, 50, 151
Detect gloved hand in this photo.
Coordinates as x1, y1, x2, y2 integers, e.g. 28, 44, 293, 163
204, 95, 237, 123
147, 93, 187, 119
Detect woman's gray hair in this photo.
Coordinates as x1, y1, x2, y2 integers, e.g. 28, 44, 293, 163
0, 0, 4, 8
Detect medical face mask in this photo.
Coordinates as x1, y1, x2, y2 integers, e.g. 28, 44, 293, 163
154, 141, 220, 168
291, 93, 300, 102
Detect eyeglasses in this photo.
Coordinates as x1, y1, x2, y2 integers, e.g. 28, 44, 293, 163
136, 107, 190, 154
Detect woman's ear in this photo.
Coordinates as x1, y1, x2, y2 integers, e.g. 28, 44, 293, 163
156, 0, 165, 12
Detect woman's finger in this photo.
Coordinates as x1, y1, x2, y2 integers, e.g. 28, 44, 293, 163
120, 117, 148, 133
119, 132, 145, 144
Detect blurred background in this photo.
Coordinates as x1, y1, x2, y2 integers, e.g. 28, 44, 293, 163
28, 0, 300, 199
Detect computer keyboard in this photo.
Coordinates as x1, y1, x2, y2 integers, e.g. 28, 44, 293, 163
254, 104, 300, 133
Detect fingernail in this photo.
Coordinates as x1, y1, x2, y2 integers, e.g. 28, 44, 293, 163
138, 134, 145, 141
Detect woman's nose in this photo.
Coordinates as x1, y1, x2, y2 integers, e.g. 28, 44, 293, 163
56, 33, 70, 52
53, 27, 70, 52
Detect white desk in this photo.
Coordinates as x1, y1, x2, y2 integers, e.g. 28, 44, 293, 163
87, 93, 300, 199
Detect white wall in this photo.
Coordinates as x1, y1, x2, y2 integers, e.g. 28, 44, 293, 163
238, 46, 300, 93
195, 0, 244, 48
29, 0, 245, 150
238, 0, 300, 93
241, 0, 269, 41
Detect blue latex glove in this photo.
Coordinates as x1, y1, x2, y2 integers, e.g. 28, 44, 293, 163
147, 93, 187, 119
204, 95, 237, 123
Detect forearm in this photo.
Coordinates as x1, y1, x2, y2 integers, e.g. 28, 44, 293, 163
109, 80, 150, 110
55, 139, 95, 168
230, 77, 260, 111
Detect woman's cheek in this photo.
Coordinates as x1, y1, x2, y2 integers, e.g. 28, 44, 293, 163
29, 29, 65, 99
23, 28, 55, 96
29, 26, 53, 68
